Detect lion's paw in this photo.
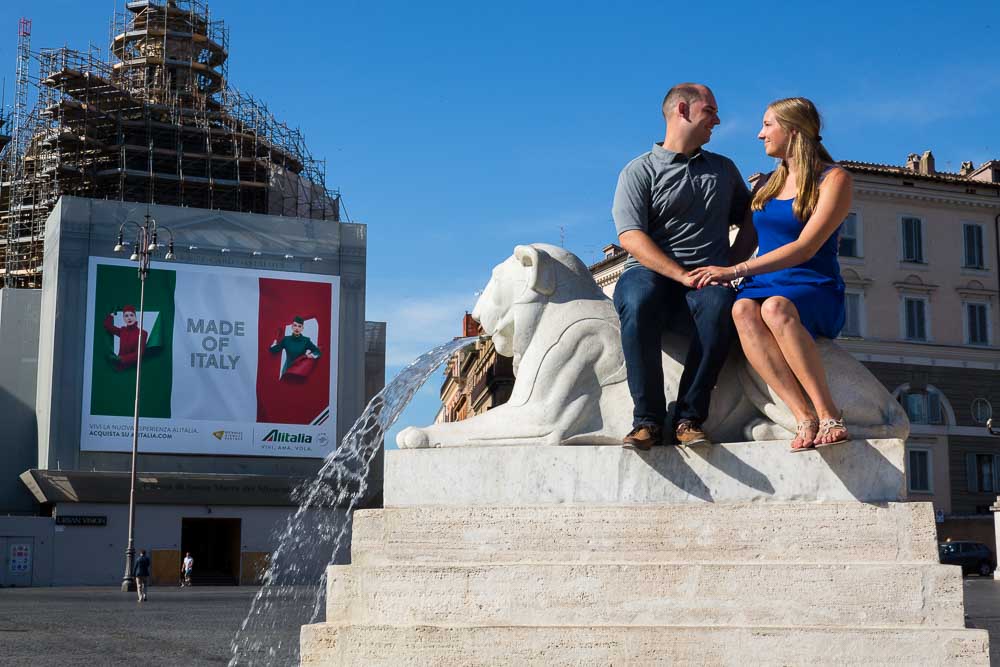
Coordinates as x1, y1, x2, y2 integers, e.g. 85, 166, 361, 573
396, 426, 430, 449
745, 418, 795, 442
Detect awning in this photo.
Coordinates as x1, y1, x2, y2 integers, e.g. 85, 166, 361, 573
19, 469, 308, 506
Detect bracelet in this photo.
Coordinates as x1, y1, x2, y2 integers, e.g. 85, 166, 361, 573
741, 261, 750, 278
732, 266, 739, 281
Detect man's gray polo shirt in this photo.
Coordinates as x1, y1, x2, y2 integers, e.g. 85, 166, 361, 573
612, 143, 750, 273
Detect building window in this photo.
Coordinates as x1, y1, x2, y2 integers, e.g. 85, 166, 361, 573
963, 223, 985, 269
842, 291, 863, 337
967, 453, 999, 493
839, 212, 861, 258
965, 302, 990, 346
900, 389, 945, 425
908, 448, 932, 493
901, 216, 924, 263
972, 398, 993, 425
903, 296, 928, 341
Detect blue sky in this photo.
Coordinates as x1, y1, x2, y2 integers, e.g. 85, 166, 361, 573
2, 1, 998, 445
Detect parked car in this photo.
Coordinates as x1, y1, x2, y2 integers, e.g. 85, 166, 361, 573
939, 541, 996, 576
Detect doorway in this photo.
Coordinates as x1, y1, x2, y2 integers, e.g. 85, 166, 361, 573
181, 518, 241, 585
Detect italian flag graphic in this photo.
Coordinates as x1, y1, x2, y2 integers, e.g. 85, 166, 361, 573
89, 263, 333, 426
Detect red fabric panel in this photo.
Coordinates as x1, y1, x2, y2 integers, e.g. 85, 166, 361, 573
256, 279, 332, 424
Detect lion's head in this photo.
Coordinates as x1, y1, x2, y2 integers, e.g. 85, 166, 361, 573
472, 244, 605, 368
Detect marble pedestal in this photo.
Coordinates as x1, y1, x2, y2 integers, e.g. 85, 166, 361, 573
301, 440, 990, 666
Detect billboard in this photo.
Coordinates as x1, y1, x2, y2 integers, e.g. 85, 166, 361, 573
81, 258, 339, 458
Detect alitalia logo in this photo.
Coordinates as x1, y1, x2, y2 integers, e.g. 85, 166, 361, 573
262, 429, 312, 443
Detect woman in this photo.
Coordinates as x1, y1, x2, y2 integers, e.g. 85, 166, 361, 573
688, 97, 851, 451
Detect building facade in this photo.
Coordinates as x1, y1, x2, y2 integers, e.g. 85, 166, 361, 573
0, 197, 384, 587
436, 313, 514, 425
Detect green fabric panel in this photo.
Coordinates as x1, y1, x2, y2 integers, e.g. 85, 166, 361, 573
90, 264, 175, 418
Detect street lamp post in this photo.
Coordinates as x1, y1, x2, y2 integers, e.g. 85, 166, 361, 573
115, 213, 175, 592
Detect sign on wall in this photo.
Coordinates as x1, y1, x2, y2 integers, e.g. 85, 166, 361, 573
55, 515, 108, 526
81, 258, 339, 458
9, 543, 31, 574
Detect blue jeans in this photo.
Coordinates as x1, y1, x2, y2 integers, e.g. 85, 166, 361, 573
613, 266, 736, 431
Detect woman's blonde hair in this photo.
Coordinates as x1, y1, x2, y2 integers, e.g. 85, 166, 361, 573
751, 97, 835, 222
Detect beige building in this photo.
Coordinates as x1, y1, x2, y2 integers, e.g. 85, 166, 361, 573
592, 151, 1000, 541
436, 314, 515, 425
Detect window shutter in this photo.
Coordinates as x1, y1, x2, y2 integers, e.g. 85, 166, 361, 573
966, 225, 983, 267
964, 225, 975, 266
928, 392, 943, 425
968, 453, 979, 493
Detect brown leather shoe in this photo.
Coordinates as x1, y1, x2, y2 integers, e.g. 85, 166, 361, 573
675, 419, 710, 445
623, 424, 662, 451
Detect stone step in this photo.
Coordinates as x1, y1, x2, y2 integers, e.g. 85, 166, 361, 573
300, 623, 990, 666
351, 502, 938, 565
384, 439, 906, 506
326, 562, 964, 629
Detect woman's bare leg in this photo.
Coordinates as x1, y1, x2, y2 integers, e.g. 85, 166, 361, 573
732, 299, 817, 447
758, 296, 847, 444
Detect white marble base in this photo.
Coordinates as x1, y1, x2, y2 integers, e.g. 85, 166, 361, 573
384, 439, 906, 506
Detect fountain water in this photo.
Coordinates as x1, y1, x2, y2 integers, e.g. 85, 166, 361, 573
228, 336, 478, 666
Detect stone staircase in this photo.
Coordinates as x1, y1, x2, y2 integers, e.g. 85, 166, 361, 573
301, 440, 990, 665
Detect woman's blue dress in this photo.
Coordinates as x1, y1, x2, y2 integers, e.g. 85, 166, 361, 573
736, 197, 845, 339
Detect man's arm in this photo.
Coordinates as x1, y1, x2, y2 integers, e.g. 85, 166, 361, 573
269, 337, 283, 354
618, 230, 696, 286
612, 162, 696, 287
305, 340, 321, 358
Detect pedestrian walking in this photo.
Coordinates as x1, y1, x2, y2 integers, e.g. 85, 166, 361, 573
182, 552, 194, 587
134, 549, 151, 601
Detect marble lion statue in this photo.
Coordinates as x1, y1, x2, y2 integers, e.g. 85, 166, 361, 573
396, 244, 907, 448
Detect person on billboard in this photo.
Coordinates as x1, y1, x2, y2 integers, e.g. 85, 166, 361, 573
103, 305, 149, 371
269, 315, 322, 378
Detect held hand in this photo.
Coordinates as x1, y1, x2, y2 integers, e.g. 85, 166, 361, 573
305, 350, 316, 359
688, 265, 734, 290
678, 272, 700, 289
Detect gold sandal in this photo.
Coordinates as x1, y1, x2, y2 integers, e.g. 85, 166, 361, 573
814, 414, 850, 448
790, 419, 818, 452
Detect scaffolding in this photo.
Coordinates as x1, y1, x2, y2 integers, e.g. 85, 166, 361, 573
0, 0, 340, 288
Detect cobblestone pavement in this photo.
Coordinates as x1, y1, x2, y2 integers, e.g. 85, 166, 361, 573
0, 586, 258, 666
965, 577, 1000, 665
3, 579, 999, 666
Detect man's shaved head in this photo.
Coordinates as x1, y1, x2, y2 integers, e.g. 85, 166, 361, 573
662, 83, 712, 118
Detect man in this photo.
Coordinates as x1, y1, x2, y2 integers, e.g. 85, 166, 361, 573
133, 549, 151, 602
613, 83, 755, 449
103, 305, 148, 371
181, 552, 194, 587
269, 315, 321, 375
